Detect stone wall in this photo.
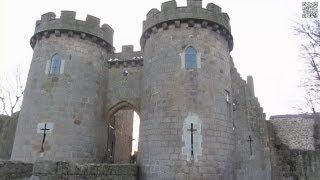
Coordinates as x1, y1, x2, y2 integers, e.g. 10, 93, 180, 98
268, 121, 320, 180
0, 113, 19, 160
114, 109, 134, 163
0, 160, 33, 180
104, 45, 142, 164
230, 60, 271, 180
31, 160, 137, 180
105, 45, 143, 115
270, 114, 317, 150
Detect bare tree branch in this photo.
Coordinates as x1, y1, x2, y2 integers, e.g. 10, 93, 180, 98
0, 66, 26, 116
294, 18, 320, 113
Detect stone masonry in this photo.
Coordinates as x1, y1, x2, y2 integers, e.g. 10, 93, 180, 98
113, 109, 134, 164
11, 11, 111, 163
30, 160, 137, 180
268, 114, 320, 180
0, 113, 19, 160
270, 114, 317, 150
6, 0, 320, 179
0, 160, 33, 180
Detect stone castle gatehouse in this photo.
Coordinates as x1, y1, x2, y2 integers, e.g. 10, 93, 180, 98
3, 0, 320, 179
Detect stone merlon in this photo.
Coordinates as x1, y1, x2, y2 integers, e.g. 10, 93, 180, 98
106, 45, 143, 68
31, 11, 114, 49
247, 75, 255, 97
141, 0, 233, 51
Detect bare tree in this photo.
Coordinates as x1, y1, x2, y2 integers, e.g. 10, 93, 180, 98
0, 66, 25, 116
294, 18, 320, 113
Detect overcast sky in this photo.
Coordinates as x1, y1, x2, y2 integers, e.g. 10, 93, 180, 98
0, 0, 317, 118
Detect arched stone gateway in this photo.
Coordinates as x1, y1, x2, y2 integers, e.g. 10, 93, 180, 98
103, 46, 143, 164
105, 101, 141, 164
105, 101, 140, 122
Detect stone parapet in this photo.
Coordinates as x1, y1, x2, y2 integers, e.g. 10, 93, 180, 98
30, 11, 114, 51
0, 160, 33, 180
31, 160, 138, 180
270, 113, 320, 120
107, 59, 143, 69
107, 45, 143, 68
141, 0, 233, 51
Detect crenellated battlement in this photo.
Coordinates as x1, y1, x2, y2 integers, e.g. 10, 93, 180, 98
30, 11, 114, 52
141, 0, 233, 51
106, 45, 143, 68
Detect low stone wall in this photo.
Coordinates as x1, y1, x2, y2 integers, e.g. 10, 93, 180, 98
277, 150, 320, 179
270, 114, 316, 150
268, 122, 320, 180
0, 113, 19, 159
0, 160, 33, 180
31, 160, 138, 180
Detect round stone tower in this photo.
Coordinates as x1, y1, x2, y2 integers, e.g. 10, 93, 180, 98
11, 11, 114, 163
139, 0, 234, 179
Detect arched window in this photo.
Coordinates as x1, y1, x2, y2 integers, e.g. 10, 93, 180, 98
185, 46, 197, 69
49, 54, 61, 75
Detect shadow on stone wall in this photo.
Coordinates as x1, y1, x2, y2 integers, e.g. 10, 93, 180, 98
0, 112, 19, 160
267, 122, 320, 180
313, 115, 320, 150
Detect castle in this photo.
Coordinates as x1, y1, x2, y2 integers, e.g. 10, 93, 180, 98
0, 0, 320, 179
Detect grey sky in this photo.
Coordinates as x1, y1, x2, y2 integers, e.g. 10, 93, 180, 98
0, 0, 316, 118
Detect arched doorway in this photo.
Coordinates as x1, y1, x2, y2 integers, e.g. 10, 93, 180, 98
105, 101, 140, 164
